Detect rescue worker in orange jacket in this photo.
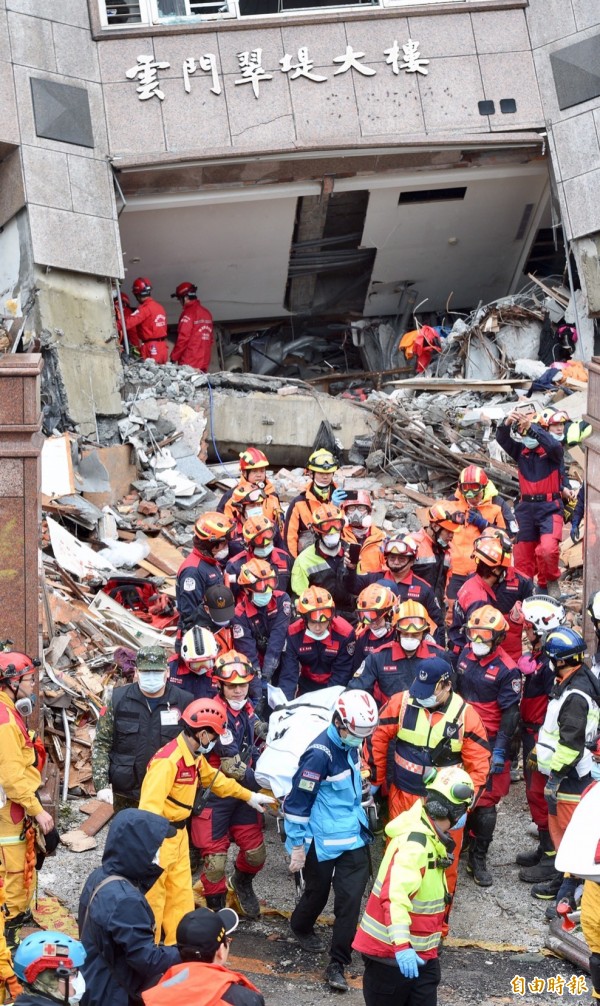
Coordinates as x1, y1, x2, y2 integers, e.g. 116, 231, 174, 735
170, 281, 214, 372
126, 277, 169, 364
339, 492, 386, 574
138, 699, 275, 945
0, 650, 55, 949
284, 449, 346, 557
444, 465, 506, 606
219, 449, 282, 532
411, 503, 464, 610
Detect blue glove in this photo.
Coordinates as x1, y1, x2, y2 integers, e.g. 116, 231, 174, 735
450, 811, 467, 832
571, 523, 581, 543
490, 748, 506, 774
331, 488, 347, 506
395, 948, 425, 979
370, 784, 380, 796
467, 510, 488, 531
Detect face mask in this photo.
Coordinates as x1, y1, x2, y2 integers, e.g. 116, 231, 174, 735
214, 546, 229, 562
436, 535, 450, 549
322, 532, 341, 549
550, 432, 564, 441
245, 506, 263, 518
522, 436, 538, 449
342, 733, 363, 748
400, 636, 420, 653
195, 738, 217, 756
450, 812, 467, 832
252, 589, 272, 607
313, 475, 332, 488
591, 762, 600, 782
138, 672, 165, 695
227, 697, 247, 711
212, 618, 231, 627
371, 624, 389, 638
69, 973, 86, 1006
471, 641, 491, 657
416, 694, 438, 708
306, 626, 329, 641
253, 543, 274, 558
15, 696, 35, 717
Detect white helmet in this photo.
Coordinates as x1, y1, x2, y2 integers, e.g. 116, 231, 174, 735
333, 690, 378, 738
521, 596, 565, 635
181, 626, 219, 673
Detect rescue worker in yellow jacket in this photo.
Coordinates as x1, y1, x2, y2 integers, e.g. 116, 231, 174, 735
138, 698, 274, 945
0, 875, 22, 1002
0, 650, 54, 949
353, 766, 474, 1006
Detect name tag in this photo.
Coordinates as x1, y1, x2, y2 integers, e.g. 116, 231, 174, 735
161, 710, 180, 726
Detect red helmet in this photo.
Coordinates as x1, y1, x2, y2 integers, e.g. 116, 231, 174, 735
340, 491, 372, 513
239, 448, 269, 472
171, 281, 197, 300
113, 291, 131, 308
181, 699, 227, 736
132, 277, 152, 298
459, 465, 488, 500
0, 650, 39, 685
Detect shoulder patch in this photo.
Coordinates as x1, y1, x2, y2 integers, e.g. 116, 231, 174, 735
407, 831, 427, 847
232, 624, 244, 639
346, 641, 356, 656
183, 576, 196, 592
511, 678, 521, 694
283, 601, 292, 617
221, 729, 234, 746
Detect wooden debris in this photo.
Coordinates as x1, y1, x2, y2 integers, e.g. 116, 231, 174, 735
79, 802, 114, 837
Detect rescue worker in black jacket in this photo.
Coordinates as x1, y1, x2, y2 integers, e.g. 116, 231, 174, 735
91, 648, 193, 812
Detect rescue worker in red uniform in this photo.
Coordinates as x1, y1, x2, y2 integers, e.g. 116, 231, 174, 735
218, 449, 283, 533
339, 492, 386, 574
449, 535, 533, 662
455, 605, 521, 887
444, 466, 506, 608
513, 596, 565, 886
175, 513, 235, 650
496, 409, 566, 597
278, 587, 356, 700
190, 653, 268, 920
171, 281, 214, 372
284, 449, 346, 558
352, 585, 397, 670
411, 503, 463, 610
126, 277, 169, 364
348, 601, 452, 707
232, 558, 292, 694
169, 626, 220, 701
113, 290, 137, 352
225, 516, 292, 598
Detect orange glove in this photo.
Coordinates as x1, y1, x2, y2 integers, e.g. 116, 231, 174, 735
5, 974, 24, 999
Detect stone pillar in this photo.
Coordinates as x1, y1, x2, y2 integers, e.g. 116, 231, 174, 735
584, 358, 600, 650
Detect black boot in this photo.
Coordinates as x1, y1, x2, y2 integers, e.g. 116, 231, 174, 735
516, 844, 542, 868
531, 870, 563, 901
518, 830, 557, 882
466, 806, 496, 887
206, 893, 226, 911
589, 953, 600, 1000
230, 869, 261, 919
4, 910, 34, 952
325, 962, 349, 992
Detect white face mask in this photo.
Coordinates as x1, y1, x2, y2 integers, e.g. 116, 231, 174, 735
214, 546, 229, 562
69, 973, 86, 1005
322, 532, 341, 549
245, 506, 263, 518
522, 436, 538, 449
138, 672, 165, 695
400, 636, 420, 653
253, 543, 274, 558
314, 475, 333, 488
306, 626, 329, 641
416, 694, 438, 709
471, 641, 492, 657
550, 432, 564, 441
371, 624, 389, 638
227, 697, 247, 711
195, 738, 217, 756
591, 762, 600, 783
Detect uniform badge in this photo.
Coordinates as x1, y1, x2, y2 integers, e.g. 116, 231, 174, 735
183, 577, 196, 591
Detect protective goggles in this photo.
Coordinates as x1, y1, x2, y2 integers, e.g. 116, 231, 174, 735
251, 530, 274, 547
216, 664, 253, 681
247, 578, 275, 592
305, 609, 333, 622
187, 657, 215, 672
384, 542, 413, 556
345, 505, 369, 518
461, 484, 483, 496
316, 519, 343, 534
396, 618, 428, 634
466, 627, 495, 644
360, 609, 387, 623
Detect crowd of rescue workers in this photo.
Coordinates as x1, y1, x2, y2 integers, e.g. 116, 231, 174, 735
1, 397, 600, 1006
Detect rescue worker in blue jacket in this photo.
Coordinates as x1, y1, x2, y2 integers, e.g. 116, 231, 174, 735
231, 558, 292, 690
78, 809, 181, 1006
352, 584, 397, 671
225, 515, 292, 598
284, 689, 378, 993
175, 513, 234, 650
169, 627, 220, 700
278, 587, 356, 700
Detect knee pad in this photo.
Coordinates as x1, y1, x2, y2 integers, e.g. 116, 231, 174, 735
244, 843, 266, 868
203, 852, 227, 884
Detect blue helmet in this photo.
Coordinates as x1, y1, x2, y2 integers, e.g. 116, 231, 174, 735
13, 931, 85, 985
543, 626, 586, 663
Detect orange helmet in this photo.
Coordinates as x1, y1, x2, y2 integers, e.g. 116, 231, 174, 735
428, 503, 463, 531
181, 698, 227, 735
296, 586, 334, 621
242, 515, 275, 548
194, 512, 234, 543
383, 532, 417, 558
213, 650, 254, 685
478, 526, 513, 551
238, 558, 277, 593
239, 447, 269, 472
465, 605, 508, 647
393, 600, 429, 635
230, 484, 265, 511
472, 536, 512, 569
459, 465, 488, 500
356, 584, 396, 623
311, 504, 344, 535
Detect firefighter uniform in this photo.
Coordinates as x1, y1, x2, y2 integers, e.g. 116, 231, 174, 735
126, 297, 169, 364
518, 648, 554, 835
284, 485, 335, 558
342, 526, 386, 574
168, 654, 219, 700
0, 691, 43, 921
449, 567, 534, 662
171, 298, 214, 372
444, 496, 506, 601
349, 640, 453, 707
411, 528, 451, 608
352, 624, 395, 672
225, 547, 292, 598
232, 590, 292, 683
346, 569, 445, 645
220, 478, 282, 532
175, 550, 225, 646
278, 617, 356, 700
139, 733, 252, 945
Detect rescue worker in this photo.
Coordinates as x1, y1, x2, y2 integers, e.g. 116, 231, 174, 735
366, 658, 490, 911
168, 626, 220, 700
278, 587, 356, 700
227, 484, 269, 546
284, 449, 346, 558
138, 698, 274, 944
514, 596, 565, 885
92, 647, 195, 812
225, 516, 292, 598
290, 503, 356, 618
284, 690, 378, 992
194, 585, 237, 653
232, 558, 292, 690
353, 584, 397, 670
496, 408, 565, 598
13, 931, 86, 1006
339, 492, 385, 574
345, 533, 445, 645
175, 512, 235, 648
126, 277, 169, 364
444, 466, 506, 607
113, 290, 137, 352
0, 875, 21, 1001
78, 809, 181, 1006
449, 535, 533, 662
191, 653, 267, 919
170, 281, 214, 372
411, 503, 463, 609
218, 449, 282, 532
455, 605, 521, 887
349, 601, 452, 707
353, 766, 475, 1006
569, 482, 585, 542
0, 650, 54, 948
142, 907, 264, 1006
532, 627, 600, 913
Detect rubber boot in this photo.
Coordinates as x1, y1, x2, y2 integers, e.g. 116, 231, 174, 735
531, 870, 563, 901
4, 910, 34, 952
518, 830, 557, 881
466, 806, 496, 887
230, 869, 261, 920
206, 893, 226, 911
516, 843, 542, 869
588, 953, 600, 1000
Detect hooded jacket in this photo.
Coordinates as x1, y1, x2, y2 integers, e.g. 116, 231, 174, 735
78, 809, 181, 1006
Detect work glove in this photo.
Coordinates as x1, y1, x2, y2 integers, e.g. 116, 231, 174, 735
331, 488, 347, 506
526, 749, 538, 773
570, 524, 581, 543
254, 719, 269, 741
96, 787, 114, 805
289, 845, 306, 873
466, 510, 488, 531
395, 948, 425, 979
544, 773, 560, 815
247, 792, 276, 813
5, 975, 23, 1000
490, 748, 506, 774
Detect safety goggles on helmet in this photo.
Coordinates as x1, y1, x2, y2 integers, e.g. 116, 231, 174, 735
296, 586, 334, 620
214, 651, 254, 683
238, 558, 277, 592
460, 484, 483, 498
465, 626, 495, 645
395, 615, 428, 634
307, 449, 338, 473
383, 537, 416, 557
314, 517, 343, 535
242, 515, 274, 547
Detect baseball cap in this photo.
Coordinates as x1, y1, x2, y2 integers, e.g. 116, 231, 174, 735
136, 647, 168, 672
204, 585, 235, 623
409, 658, 451, 700
176, 907, 239, 958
